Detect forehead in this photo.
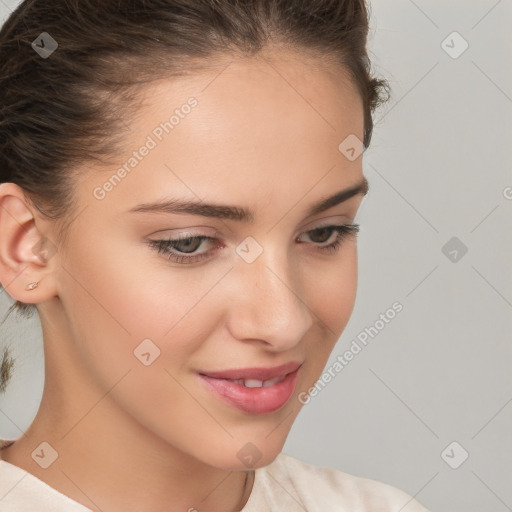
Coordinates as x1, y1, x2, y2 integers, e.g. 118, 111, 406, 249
81, 50, 365, 218
137, 48, 363, 145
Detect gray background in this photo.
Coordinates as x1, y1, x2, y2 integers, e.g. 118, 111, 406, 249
1, 1, 511, 511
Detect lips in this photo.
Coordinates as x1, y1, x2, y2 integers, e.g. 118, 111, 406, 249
198, 361, 302, 414
199, 361, 302, 381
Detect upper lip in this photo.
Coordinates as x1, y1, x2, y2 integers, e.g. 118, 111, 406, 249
199, 361, 302, 381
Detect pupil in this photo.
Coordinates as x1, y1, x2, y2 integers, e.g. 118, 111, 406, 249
177, 237, 201, 253
312, 228, 331, 243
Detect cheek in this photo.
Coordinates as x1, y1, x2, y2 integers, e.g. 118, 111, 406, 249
55, 231, 215, 387
55, 234, 224, 447
308, 242, 358, 332
300, 244, 358, 376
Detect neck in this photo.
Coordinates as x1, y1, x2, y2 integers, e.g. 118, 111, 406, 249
1, 394, 254, 512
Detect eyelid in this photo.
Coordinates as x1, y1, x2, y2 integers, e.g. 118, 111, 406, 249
149, 215, 355, 241
149, 226, 219, 238
300, 215, 356, 232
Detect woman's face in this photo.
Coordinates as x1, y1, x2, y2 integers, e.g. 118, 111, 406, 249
42, 50, 366, 470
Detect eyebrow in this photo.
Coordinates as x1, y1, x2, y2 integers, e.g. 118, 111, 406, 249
129, 176, 369, 222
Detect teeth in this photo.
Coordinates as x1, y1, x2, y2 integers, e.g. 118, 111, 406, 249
228, 375, 287, 388
263, 376, 283, 387
222, 375, 287, 387
243, 379, 264, 388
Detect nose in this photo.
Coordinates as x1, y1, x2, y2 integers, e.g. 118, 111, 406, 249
224, 245, 314, 352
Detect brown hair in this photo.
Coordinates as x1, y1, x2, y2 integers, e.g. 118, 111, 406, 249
0, 0, 390, 391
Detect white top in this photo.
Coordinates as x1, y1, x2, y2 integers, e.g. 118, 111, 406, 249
0, 450, 430, 511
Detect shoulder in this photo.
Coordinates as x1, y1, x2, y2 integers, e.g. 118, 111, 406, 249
250, 452, 430, 512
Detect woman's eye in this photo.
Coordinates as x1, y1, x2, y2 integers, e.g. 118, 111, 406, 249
147, 235, 217, 264
296, 224, 360, 254
147, 224, 359, 265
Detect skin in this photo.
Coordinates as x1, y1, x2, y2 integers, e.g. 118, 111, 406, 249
0, 48, 366, 512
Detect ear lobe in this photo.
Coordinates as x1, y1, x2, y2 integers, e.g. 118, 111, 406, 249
0, 183, 58, 304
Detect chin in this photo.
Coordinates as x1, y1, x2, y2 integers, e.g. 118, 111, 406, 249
195, 429, 289, 472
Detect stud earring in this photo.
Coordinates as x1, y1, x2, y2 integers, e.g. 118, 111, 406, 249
25, 282, 39, 291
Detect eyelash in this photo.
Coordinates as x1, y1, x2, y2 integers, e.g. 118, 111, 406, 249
147, 224, 360, 265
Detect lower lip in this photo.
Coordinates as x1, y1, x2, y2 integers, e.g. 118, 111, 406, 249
199, 368, 300, 414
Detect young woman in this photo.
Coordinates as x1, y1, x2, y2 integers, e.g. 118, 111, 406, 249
0, 1, 430, 510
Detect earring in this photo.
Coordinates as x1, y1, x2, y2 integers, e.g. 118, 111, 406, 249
25, 282, 39, 290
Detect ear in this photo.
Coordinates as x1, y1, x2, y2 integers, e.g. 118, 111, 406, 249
0, 182, 59, 305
